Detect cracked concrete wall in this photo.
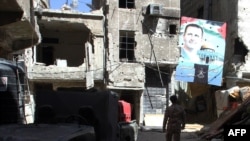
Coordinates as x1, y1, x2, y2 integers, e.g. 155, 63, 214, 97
238, 0, 250, 48
209, 0, 250, 87
26, 10, 105, 91
235, 0, 250, 75
106, 0, 180, 89
0, 0, 40, 57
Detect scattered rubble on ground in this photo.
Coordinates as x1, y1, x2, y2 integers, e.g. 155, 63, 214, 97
196, 86, 250, 140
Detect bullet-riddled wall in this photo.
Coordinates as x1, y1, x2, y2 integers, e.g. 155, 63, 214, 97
105, 0, 180, 89
103, 0, 180, 124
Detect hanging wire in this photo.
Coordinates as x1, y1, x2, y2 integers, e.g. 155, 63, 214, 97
141, 20, 164, 87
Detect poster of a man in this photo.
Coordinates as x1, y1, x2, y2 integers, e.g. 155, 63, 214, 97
175, 16, 227, 86
181, 23, 204, 63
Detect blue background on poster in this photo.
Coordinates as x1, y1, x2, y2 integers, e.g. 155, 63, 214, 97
175, 17, 226, 86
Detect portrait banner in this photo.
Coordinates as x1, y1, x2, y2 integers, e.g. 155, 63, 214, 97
175, 16, 226, 86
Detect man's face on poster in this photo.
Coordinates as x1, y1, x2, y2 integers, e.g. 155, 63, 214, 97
183, 26, 203, 52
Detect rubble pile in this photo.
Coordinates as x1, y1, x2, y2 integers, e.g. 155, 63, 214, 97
198, 86, 250, 140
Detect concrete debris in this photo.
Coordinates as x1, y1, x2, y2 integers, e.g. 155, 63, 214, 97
198, 86, 250, 140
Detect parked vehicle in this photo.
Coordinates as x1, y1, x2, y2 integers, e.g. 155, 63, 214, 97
0, 58, 95, 141
0, 58, 138, 141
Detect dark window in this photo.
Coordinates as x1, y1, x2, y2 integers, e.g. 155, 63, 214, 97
197, 6, 204, 19
234, 38, 248, 62
119, 31, 135, 62
42, 46, 54, 66
145, 67, 169, 87
119, 0, 134, 9
169, 24, 177, 34
42, 37, 59, 44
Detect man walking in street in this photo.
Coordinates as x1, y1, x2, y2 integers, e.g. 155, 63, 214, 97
163, 95, 186, 141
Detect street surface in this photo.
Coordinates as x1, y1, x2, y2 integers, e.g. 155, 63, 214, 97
137, 124, 205, 141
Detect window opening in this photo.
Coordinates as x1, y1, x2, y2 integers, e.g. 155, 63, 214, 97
42, 46, 54, 66
119, 0, 134, 9
119, 31, 135, 62
234, 38, 248, 62
145, 67, 169, 87
169, 24, 177, 34
42, 37, 59, 44
197, 6, 204, 19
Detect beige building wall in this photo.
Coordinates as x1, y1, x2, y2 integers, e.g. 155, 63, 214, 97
104, 0, 180, 125
0, 0, 40, 58
105, 0, 180, 89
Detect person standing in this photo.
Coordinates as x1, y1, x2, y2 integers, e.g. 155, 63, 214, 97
181, 23, 204, 63
163, 95, 186, 141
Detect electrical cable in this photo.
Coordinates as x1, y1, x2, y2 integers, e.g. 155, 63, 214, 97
141, 20, 164, 87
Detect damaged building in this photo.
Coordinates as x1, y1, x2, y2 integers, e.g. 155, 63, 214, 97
180, 0, 250, 139
25, 1, 106, 122
0, 0, 41, 124
181, 0, 250, 87
0, 0, 40, 58
22, 0, 181, 126
177, 0, 250, 131
101, 0, 180, 126
3, 0, 250, 129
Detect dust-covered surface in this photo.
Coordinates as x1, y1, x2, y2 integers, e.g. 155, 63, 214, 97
138, 124, 206, 141
0, 123, 95, 141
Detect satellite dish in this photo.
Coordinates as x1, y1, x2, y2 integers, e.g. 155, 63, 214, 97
70, 0, 78, 9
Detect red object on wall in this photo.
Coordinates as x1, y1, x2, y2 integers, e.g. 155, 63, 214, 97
118, 100, 131, 122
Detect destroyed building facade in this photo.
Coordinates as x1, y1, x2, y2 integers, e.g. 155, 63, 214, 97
4, 0, 250, 126
22, 0, 181, 125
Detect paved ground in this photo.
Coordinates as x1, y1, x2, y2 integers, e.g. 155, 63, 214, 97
137, 130, 201, 141
137, 124, 205, 141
